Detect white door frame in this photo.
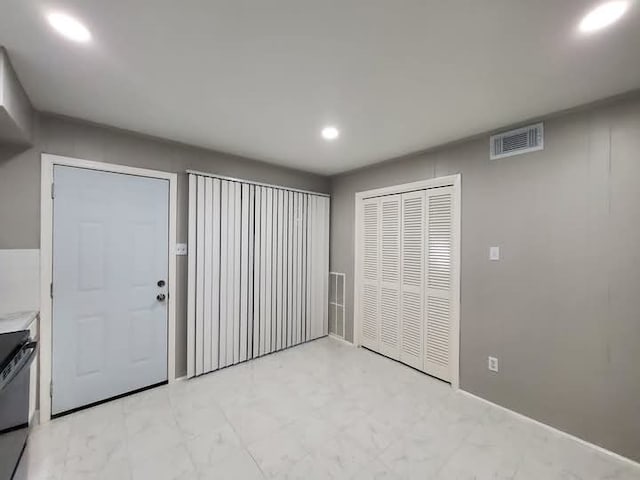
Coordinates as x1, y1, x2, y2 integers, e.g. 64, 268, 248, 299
39, 153, 178, 423
353, 174, 461, 390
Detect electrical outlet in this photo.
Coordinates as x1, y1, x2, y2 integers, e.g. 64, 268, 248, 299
488, 356, 499, 372
175, 243, 188, 255
489, 246, 500, 261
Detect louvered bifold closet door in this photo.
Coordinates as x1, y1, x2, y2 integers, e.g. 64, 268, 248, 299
379, 195, 402, 359
360, 198, 380, 350
400, 191, 425, 369
424, 187, 454, 381
188, 173, 330, 378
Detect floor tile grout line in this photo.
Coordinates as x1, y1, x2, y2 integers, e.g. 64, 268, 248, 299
217, 404, 271, 479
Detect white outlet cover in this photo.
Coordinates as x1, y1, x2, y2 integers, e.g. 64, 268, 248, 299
488, 356, 499, 372
176, 243, 188, 255
489, 246, 500, 261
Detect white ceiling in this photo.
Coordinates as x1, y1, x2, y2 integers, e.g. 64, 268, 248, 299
1, 1, 639, 175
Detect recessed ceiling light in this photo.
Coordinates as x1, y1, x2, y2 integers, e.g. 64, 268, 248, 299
579, 1, 629, 33
47, 12, 92, 43
321, 126, 340, 141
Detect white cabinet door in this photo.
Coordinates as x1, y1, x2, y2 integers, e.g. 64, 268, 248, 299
52, 166, 168, 415
424, 187, 454, 382
400, 191, 425, 369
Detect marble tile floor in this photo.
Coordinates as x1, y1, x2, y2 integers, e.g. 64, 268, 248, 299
17, 337, 639, 480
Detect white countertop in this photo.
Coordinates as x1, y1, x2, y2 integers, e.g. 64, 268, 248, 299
0, 311, 39, 334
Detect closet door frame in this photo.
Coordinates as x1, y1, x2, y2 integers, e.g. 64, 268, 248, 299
41, 154, 178, 423
353, 174, 461, 390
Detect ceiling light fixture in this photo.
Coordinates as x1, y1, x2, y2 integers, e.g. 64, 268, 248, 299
321, 126, 340, 141
579, 1, 629, 33
47, 12, 92, 43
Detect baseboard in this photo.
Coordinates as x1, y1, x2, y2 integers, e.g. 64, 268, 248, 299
30, 409, 40, 428
328, 333, 354, 346
459, 390, 640, 470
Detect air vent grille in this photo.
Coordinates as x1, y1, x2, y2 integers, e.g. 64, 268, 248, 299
490, 123, 544, 160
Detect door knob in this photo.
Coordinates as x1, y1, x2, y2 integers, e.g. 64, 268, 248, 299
157, 280, 166, 287
156, 294, 166, 302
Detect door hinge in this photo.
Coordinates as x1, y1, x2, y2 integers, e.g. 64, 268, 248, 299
51, 182, 55, 199
50, 381, 53, 398
50, 282, 53, 299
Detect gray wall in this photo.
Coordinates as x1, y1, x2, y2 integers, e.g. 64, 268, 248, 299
330, 93, 640, 461
0, 113, 329, 378
0, 48, 33, 143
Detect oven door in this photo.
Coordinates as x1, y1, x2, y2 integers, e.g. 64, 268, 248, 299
0, 341, 37, 480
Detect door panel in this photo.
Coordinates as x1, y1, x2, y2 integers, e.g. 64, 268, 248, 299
52, 166, 169, 415
358, 186, 454, 384
424, 188, 454, 381
379, 196, 401, 359
400, 191, 425, 369
360, 198, 380, 350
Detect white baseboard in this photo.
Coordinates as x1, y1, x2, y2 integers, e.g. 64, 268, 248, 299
30, 409, 40, 428
459, 390, 640, 470
328, 333, 354, 346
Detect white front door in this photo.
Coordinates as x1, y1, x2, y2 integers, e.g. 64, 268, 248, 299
52, 165, 169, 415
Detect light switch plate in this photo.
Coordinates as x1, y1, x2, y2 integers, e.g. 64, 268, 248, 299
488, 356, 499, 372
489, 246, 500, 261
176, 243, 188, 255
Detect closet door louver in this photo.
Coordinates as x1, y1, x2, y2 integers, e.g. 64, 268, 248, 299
379, 196, 401, 359
187, 174, 329, 378
424, 187, 454, 381
400, 191, 425, 369
357, 181, 457, 385
360, 198, 380, 350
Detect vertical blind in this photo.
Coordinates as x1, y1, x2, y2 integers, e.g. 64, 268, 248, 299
187, 173, 330, 378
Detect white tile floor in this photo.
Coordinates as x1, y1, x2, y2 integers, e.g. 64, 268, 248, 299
18, 337, 639, 480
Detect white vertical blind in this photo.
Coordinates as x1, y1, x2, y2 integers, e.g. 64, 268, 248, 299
195, 176, 205, 374
187, 174, 330, 377
211, 179, 221, 371
203, 178, 213, 373
219, 180, 229, 368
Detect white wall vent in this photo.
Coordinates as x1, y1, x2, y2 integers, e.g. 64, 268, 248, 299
490, 122, 543, 160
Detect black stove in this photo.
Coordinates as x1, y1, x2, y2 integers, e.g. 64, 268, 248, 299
0, 331, 29, 373
0, 329, 37, 480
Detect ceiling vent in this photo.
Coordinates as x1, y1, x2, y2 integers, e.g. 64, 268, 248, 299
490, 122, 543, 160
